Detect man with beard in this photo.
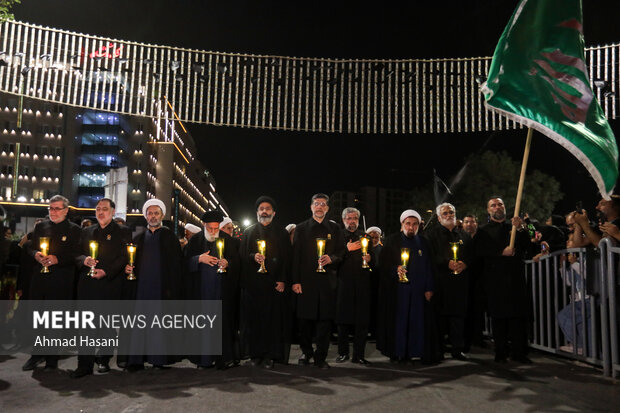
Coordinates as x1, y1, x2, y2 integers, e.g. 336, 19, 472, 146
22, 195, 81, 371
123, 199, 183, 370
377, 210, 434, 362
424, 203, 471, 361
462, 215, 478, 238
71, 198, 132, 378
240, 196, 291, 368
292, 193, 345, 369
475, 197, 532, 363
335, 207, 372, 365
185, 210, 240, 369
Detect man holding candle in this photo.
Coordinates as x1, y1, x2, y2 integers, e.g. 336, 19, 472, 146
424, 203, 472, 361
23, 195, 81, 372
335, 207, 373, 365
377, 210, 434, 363
185, 209, 240, 369
71, 198, 132, 378
292, 194, 345, 369
240, 196, 291, 368
123, 198, 184, 371
474, 197, 532, 364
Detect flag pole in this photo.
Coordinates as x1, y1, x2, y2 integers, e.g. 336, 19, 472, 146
509, 128, 533, 249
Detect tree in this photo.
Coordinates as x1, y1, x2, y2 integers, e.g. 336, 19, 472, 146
0, 0, 20, 23
416, 150, 564, 223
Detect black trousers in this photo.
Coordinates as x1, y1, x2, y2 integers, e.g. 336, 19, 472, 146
337, 323, 368, 359
299, 318, 332, 363
492, 316, 527, 358
446, 316, 466, 352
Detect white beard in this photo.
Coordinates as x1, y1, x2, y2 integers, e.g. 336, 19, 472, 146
204, 228, 219, 242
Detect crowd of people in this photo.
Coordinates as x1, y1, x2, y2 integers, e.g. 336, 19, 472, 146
6, 191, 618, 378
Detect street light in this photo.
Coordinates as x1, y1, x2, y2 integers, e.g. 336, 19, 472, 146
243, 219, 251, 227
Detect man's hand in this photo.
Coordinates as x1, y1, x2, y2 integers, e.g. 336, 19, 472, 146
347, 240, 361, 252
397, 265, 407, 277
91, 269, 107, 279
502, 246, 515, 256
362, 254, 371, 264
318, 254, 332, 267
218, 258, 229, 269
37, 254, 58, 267
448, 260, 467, 273
292, 283, 302, 294
125, 264, 134, 274
275, 282, 285, 292
254, 253, 265, 264
84, 256, 98, 267
600, 222, 620, 240
511, 216, 525, 229
199, 251, 219, 266
573, 209, 589, 228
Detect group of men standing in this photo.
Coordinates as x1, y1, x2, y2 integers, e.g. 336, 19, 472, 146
19, 191, 534, 377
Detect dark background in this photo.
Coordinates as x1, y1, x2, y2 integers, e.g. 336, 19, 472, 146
12, 0, 620, 225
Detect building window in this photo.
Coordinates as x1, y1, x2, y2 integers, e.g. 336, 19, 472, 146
33, 188, 45, 199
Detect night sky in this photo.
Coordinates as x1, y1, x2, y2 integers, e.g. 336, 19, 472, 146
11, 0, 620, 225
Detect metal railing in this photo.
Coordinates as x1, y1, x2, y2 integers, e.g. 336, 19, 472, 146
525, 240, 619, 377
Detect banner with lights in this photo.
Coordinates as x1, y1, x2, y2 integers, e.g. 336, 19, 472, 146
0, 20, 616, 134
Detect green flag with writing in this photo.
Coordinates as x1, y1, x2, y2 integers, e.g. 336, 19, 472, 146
482, 0, 618, 196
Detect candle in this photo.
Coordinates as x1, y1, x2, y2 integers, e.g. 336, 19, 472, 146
257, 239, 267, 273
216, 238, 226, 273
88, 240, 99, 277
360, 236, 370, 269
316, 238, 327, 272
39, 236, 50, 273
126, 243, 137, 280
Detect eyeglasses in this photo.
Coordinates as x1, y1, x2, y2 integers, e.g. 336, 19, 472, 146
48, 207, 66, 212
313, 202, 327, 207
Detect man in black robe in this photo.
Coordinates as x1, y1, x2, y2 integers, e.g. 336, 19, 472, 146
71, 198, 132, 378
424, 202, 472, 361
185, 210, 240, 369
22, 195, 81, 371
292, 193, 345, 369
123, 198, 183, 370
475, 197, 532, 364
239, 196, 291, 368
377, 210, 434, 362
335, 207, 372, 365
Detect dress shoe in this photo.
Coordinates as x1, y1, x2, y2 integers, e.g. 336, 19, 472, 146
335, 354, 349, 363
263, 359, 275, 369
494, 355, 508, 363
152, 365, 171, 370
314, 360, 330, 369
97, 362, 111, 373
22, 356, 45, 371
44, 359, 58, 371
196, 364, 213, 370
451, 352, 469, 361
351, 358, 371, 365
245, 358, 262, 367
512, 355, 533, 364
70, 366, 93, 379
215, 361, 235, 370
298, 354, 312, 366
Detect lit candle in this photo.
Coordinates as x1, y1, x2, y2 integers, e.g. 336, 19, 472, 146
257, 239, 267, 273
316, 238, 327, 272
39, 236, 50, 273
126, 243, 137, 280
88, 240, 99, 277
216, 238, 226, 273
360, 236, 370, 269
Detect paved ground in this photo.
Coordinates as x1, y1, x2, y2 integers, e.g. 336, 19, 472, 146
1, 344, 618, 413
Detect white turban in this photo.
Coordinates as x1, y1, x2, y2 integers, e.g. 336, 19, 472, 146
142, 199, 166, 219
219, 217, 233, 229
184, 223, 201, 234
285, 224, 296, 233
366, 226, 382, 235
399, 209, 422, 224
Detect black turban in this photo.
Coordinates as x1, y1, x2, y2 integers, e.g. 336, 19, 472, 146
255, 195, 277, 211
201, 210, 224, 223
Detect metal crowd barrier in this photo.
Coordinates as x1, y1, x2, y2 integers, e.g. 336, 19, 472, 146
525, 242, 619, 378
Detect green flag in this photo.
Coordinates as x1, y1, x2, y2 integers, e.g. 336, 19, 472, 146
482, 0, 618, 197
